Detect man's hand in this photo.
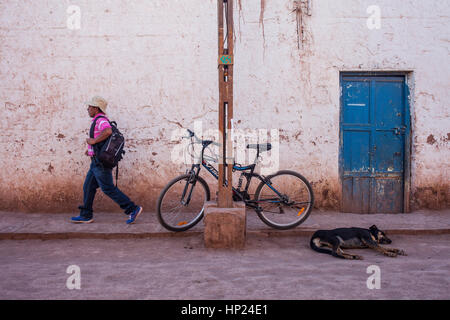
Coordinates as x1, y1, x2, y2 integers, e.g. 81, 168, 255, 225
85, 150, 89, 156
86, 128, 112, 146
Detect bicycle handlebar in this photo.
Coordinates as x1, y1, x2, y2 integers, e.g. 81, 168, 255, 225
184, 129, 220, 147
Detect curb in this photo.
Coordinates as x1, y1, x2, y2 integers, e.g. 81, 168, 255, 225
1, 228, 449, 240
253, 228, 450, 237
0, 231, 202, 240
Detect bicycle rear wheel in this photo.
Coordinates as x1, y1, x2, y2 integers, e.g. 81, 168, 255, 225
254, 170, 314, 230
157, 174, 210, 232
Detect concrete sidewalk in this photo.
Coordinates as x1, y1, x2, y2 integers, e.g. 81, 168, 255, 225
0, 209, 449, 240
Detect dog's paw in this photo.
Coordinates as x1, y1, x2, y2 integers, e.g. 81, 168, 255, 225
398, 250, 407, 256
352, 255, 363, 260
385, 252, 397, 258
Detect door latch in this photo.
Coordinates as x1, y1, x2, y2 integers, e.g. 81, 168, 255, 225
393, 126, 406, 135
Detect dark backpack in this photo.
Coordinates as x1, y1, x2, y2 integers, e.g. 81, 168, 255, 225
90, 116, 125, 185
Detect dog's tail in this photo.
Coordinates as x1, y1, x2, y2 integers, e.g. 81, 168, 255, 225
310, 232, 333, 255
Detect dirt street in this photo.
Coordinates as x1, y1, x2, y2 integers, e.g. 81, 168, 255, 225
0, 234, 449, 300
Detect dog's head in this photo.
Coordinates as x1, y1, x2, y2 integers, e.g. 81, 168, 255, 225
369, 225, 392, 244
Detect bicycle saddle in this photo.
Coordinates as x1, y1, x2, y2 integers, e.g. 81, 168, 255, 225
202, 140, 214, 147
246, 143, 272, 152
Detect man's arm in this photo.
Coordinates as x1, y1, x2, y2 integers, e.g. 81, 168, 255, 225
86, 127, 112, 145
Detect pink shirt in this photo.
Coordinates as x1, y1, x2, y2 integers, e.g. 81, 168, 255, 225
88, 113, 112, 156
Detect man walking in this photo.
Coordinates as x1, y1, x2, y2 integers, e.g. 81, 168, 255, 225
71, 96, 143, 224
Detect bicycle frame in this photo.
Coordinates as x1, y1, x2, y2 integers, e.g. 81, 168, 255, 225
182, 138, 285, 211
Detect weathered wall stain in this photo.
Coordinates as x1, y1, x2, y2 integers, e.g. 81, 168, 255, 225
413, 185, 450, 210
310, 179, 340, 210
47, 163, 54, 174
237, 0, 243, 41
259, 0, 266, 44
292, 0, 308, 50
427, 134, 436, 145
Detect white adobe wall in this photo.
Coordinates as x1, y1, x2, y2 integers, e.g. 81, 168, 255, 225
0, 0, 448, 212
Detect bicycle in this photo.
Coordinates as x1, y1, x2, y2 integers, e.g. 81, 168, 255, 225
157, 129, 314, 232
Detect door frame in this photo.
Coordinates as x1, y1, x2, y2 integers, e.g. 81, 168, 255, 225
339, 71, 412, 213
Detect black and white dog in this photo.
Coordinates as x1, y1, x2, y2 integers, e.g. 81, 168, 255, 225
310, 225, 407, 260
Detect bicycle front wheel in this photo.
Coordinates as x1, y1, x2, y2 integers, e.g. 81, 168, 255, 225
157, 174, 210, 232
254, 170, 314, 230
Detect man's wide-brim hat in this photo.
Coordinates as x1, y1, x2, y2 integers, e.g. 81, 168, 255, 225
85, 96, 107, 113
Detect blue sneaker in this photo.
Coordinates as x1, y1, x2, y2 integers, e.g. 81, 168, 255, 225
126, 206, 143, 225
71, 216, 94, 224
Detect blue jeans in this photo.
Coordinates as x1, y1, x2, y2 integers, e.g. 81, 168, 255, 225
79, 158, 137, 219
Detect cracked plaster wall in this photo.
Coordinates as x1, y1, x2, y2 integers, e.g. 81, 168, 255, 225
0, 0, 448, 212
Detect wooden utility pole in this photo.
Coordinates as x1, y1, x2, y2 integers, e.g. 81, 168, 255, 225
217, 0, 234, 208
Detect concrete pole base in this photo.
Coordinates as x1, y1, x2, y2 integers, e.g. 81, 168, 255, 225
203, 201, 246, 249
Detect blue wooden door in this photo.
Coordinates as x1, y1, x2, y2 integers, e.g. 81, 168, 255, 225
340, 74, 409, 213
